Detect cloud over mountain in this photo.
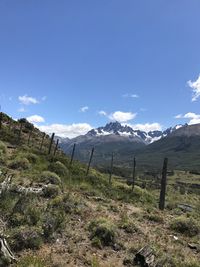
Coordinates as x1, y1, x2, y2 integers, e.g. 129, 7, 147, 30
38, 123, 93, 138
175, 112, 200, 125
109, 111, 137, 123
27, 115, 45, 123
187, 75, 200, 102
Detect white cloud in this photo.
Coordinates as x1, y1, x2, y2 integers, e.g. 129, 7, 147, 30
98, 110, 107, 116
109, 111, 137, 123
19, 95, 39, 105
27, 115, 45, 124
174, 114, 183, 119
18, 107, 26, 113
187, 75, 200, 102
175, 112, 200, 125
38, 123, 93, 138
130, 94, 139, 98
80, 106, 89, 112
127, 122, 162, 132
122, 93, 139, 98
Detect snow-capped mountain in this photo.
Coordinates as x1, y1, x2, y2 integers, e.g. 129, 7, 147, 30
86, 122, 184, 144
58, 122, 200, 169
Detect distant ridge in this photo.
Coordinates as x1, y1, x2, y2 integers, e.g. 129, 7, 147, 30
58, 122, 200, 170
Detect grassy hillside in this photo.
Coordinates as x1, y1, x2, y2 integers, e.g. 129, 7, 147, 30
134, 135, 200, 171
0, 113, 199, 267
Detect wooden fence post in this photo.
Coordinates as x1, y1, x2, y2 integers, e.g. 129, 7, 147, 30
70, 143, 76, 166
159, 158, 168, 210
27, 129, 33, 146
18, 123, 23, 143
40, 133, 46, 151
109, 152, 114, 185
53, 139, 59, 156
8, 119, 12, 131
132, 157, 136, 191
48, 133, 55, 155
86, 147, 94, 176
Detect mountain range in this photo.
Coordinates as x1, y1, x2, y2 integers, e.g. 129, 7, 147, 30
58, 121, 200, 171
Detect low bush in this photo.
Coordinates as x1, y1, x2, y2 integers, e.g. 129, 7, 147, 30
25, 153, 38, 164
16, 255, 46, 267
10, 226, 43, 251
40, 171, 61, 185
43, 210, 65, 240
119, 220, 140, 234
170, 217, 200, 237
88, 218, 116, 248
0, 141, 8, 164
43, 185, 61, 198
48, 193, 84, 214
144, 213, 164, 223
0, 141, 7, 155
10, 196, 41, 227
48, 161, 69, 177
8, 157, 30, 170
0, 192, 18, 218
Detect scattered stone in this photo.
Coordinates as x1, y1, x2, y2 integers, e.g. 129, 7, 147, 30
169, 235, 179, 241
188, 243, 200, 252
134, 246, 156, 267
177, 203, 194, 212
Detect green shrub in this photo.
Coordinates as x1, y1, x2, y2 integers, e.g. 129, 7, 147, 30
48, 161, 69, 177
43, 210, 65, 240
0, 256, 10, 267
43, 185, 61, 198
10, 226, 43, 251
48, 193, 83, 214
16, 255, 46, 267
8, 157, 30, 170
119, 221, 140, 234
0, 141, 8, 164
25, 153, 38, 164
9, 212, 25, 227
88, 218, 116, 247
10, 196, 41, 227
170, 217, 200, 237
0, 141, 7, 155
0, 192, 18, 217
40, 171, 61, 185
144, 213, 164, 223
118, 213, 141, 234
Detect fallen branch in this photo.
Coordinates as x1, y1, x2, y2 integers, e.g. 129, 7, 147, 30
0, 174, 48, 196
0, 236, 16, 263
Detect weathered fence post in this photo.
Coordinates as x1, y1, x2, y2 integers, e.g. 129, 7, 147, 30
48, 133, 55, 155
40, 133, 46, 151
53, 139, 59, 156
132, 157, 136, 191
86, 147, 94, 176
8, 119, 12, 131
27, 129, 33, 146
18, 122, 23, 143
109, 152, 114, 185
70, 143, 76, 166
159, 157, 168, 210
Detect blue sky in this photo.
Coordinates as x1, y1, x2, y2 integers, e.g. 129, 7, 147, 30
0, 0, 200, 137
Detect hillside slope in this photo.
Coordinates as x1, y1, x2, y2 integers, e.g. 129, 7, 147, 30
135, 124, 200, 171
0, 113, 199, 267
